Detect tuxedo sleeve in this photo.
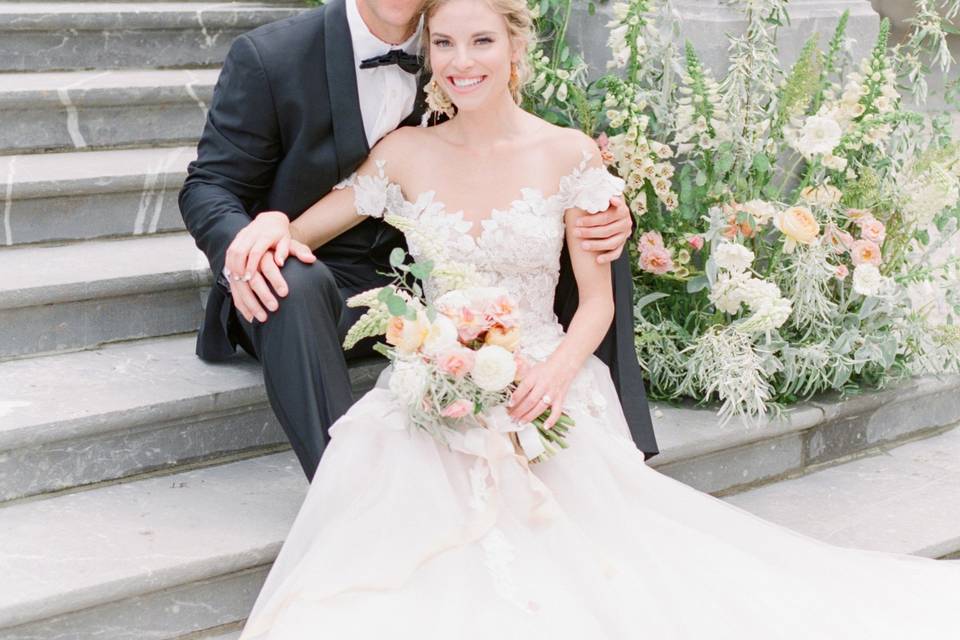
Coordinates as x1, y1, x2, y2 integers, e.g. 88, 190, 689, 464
178, 33, 282, 280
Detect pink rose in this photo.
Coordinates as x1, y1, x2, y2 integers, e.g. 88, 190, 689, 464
639, 246, 674, 275
687, 235, 704, 251
857, 216, 886, 244
638, 231, 665, 253
834, 264, 849, 280
441, 399, 473, 419
456, 308, 486, 343
823, 223, 854, 254
850, 239, 882, 266
438, 349, 475, 379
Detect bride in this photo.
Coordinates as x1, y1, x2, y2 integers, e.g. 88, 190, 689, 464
236, 0, 960, 636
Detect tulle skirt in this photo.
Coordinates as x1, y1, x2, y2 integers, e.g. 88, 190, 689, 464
239, 356, 960, 639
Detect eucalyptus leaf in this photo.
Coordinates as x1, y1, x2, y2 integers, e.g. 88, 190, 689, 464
386, 295, 408, 316
389, 247, 406, 268
686, 275, 709, 293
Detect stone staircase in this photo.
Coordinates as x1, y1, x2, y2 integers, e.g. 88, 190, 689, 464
1, 2, 959, 638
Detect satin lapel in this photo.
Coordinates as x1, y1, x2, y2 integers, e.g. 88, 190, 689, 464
324, 0, 369, 179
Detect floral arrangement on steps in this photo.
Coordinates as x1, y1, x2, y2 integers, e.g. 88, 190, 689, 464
526, 0, 960, 422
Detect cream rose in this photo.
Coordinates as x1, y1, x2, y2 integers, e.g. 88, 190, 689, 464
775, 206, 820, 253
421, 314, 459, 356
470, 345, 517, 392
484, 325, 521, 352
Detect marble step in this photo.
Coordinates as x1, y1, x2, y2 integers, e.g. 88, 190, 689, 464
0, 232, 210, 359
0, 69, 216, 154
3, 427, 958, 639
0, 2, 306, 72
0, 147, 193, 246
648, 374, 960, 496
725, 423, 960, 559
0, 451, 305, 639
0, 334, 384, 502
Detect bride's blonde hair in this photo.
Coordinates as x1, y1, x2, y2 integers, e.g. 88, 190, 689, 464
421, 0, 536, 104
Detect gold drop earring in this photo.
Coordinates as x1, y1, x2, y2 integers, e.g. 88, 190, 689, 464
423, 77, 456, 124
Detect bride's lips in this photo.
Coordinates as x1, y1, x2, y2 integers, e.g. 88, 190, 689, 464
446, 75, 487, 94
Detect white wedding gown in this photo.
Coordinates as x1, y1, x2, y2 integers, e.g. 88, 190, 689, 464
239, 153, 960, 639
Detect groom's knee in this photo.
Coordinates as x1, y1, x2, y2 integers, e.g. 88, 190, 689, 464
273, 259, 341, 322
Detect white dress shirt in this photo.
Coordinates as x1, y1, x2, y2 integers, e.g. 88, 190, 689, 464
346, 0, 422, 148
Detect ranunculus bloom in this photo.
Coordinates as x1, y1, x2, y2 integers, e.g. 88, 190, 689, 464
857, 216, 886, 244
835, 264, 849, 280
471, 345, 517, 392
639, 246, 674, 275
637, 230, 665, 252
687, 235, 705, 251
441, 399, 473, 419
385, 314, 429, 354
850, 239, 882, 266
456, 307, 487, 343
438, 348, 475, 379
775, 206, 820, 253
484, 325, 521, 352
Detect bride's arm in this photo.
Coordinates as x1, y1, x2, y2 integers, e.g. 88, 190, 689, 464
291, 131, 413, 250
508, 152, 615, 428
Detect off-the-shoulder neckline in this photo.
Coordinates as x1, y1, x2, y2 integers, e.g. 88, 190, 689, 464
371, 150, 610, 241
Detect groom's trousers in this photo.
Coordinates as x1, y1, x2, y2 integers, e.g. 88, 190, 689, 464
229, 258, 390, 481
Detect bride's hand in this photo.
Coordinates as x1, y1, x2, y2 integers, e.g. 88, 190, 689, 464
573, 196, 632, 264
507, 359, 575, 430
225, 211, 293, 283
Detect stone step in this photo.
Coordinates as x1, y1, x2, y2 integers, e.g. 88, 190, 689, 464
0, 232, 210, 359
2, 423, 957, 638
0, 334, 384, 502
0, 451, 305, 639
0, 147, 193, 246
725, 423, 960, 558
0, 69, 216, 154
0, 3, 306, 72
648, 374, 960, 496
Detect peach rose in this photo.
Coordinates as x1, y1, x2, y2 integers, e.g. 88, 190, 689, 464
850, 239, 882, 266
484, 325, 521, 352
385, 314, 429, 354
639, 246, 674, 275
438, 348, 476, 379
775, 206, 820, 253
441, 399, 473, 419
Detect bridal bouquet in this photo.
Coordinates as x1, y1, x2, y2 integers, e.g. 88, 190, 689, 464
344, 242, 574, 463
527, 0, 960, 422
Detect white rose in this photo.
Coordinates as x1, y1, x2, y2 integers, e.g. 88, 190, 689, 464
852, 264, 885, 296
388, 360, 429, 406
470, 345, 517, 392
798, 115, 843, 156
713, 242, 755, 274
421, 314, 459, 356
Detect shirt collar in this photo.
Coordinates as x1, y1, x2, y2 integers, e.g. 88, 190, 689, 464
346, 0, 422, 63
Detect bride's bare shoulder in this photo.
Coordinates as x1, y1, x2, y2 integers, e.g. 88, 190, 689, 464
530, 119, 603, 170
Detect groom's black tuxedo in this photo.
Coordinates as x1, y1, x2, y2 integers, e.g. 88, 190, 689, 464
179, 0, 658, 479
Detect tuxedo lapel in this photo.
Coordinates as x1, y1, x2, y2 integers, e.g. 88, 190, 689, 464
324, 0, 370, 179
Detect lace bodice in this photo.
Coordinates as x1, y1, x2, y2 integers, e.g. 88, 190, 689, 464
336, 151, 625, 360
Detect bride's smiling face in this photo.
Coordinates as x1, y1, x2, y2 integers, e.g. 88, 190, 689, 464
427, 0, 519, 112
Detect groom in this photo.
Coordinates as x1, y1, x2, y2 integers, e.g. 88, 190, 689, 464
179, 0, 659, 481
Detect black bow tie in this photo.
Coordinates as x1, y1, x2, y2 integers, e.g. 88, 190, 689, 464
359, 49, 422, 74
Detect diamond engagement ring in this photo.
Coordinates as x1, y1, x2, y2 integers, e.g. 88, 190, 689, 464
541, 394, 552, 404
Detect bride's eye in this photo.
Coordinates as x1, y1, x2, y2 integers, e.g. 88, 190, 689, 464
432, 38, 451, 48
474, 36, 494, 45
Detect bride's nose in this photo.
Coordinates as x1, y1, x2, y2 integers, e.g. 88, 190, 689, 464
452, 45, 475, 71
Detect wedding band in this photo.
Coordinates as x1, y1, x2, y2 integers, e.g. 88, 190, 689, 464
541, 394, 552, 404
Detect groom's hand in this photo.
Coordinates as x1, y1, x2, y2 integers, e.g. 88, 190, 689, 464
573, 196, 632, 264
230, 242, 316, 324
